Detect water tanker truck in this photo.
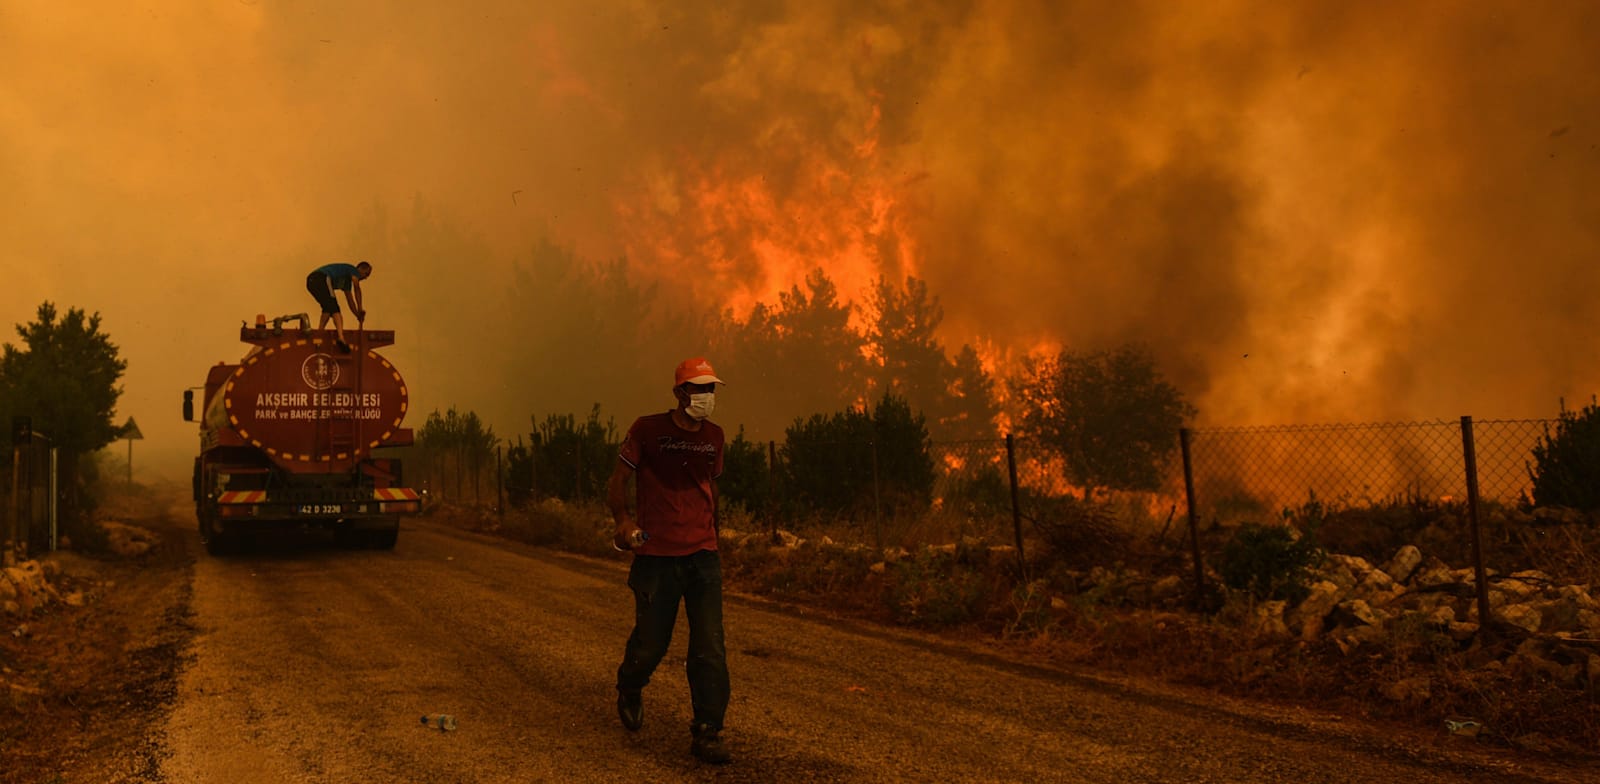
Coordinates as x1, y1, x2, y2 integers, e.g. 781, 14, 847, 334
183, 316, 420, 554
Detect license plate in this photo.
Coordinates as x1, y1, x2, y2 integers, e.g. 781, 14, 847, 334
298, 504, 341, 515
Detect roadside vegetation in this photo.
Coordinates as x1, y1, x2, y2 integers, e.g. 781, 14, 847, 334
429, 489, 1600, 758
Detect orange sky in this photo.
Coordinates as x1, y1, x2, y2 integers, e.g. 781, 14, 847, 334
2, 1, 1597, 478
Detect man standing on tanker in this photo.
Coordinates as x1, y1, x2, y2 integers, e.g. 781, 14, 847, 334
607, 357, 732, 765
305, 261, 370, 353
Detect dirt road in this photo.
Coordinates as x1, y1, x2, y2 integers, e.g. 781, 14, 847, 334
158, 518, 1597, 784
13, 507, 1596, 783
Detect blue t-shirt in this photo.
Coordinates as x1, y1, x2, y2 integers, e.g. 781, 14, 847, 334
315, 263, 361, 291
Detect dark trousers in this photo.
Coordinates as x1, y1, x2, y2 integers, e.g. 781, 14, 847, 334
306, 272, 339, 315
616, 550, 730, 730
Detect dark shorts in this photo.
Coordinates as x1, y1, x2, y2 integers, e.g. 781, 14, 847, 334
306, 273, 340, 315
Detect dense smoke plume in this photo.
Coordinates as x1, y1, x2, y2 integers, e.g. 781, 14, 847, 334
2, 1, 1597, 477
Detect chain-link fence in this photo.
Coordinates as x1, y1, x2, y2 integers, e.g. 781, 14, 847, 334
1177, 415, 1568, 614
481, 428, 1181, 573
1182, 418, 1553, 522
721, 435, 1156, 571
495, 434, 1052, 566
476, 412, 1572, 603
1470, 419, 1557, 503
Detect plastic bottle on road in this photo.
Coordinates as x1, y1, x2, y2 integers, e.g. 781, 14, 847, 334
421, 714, 457, 731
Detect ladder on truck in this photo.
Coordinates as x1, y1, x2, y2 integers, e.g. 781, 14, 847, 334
315, 339, 368, 464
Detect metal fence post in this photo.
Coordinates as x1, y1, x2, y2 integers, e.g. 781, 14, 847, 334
767, 440, 778, 540
1180, 428, 1207, 610
5, 445, 19, 566
871, 440, 882, 552
530, 432, 540, 502
48, 448, 58, 551
1005, 433, 1027, 579
1460, 415, 1493, 635
496, 445, 504, 521
23, 450, 32, 559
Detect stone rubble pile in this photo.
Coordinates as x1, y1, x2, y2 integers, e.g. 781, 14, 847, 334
1, 519, 152, 616
0, 559, 82, 616
1281, 544, 1600, 691
723, 525, 1600, 693
1068, 541, 1600, 694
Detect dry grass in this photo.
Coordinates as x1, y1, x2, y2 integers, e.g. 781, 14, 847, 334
423, 497, 615, 557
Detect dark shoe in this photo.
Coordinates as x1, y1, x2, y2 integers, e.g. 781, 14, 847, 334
616, 690, 643, 731
335, 339, 352, 354
690, 723, 731, 764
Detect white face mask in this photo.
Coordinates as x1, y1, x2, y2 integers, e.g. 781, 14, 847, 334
686, 392, 715, 420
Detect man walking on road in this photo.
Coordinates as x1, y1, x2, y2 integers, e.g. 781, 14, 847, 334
607, 356, 732, 765
305, 261, 371, 353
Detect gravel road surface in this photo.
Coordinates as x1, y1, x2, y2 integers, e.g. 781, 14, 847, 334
148, 519, 1591, 783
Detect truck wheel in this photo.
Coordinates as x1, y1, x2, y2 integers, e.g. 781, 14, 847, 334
334, 524, 362, 549
200, 513, 238, 556
364, 521, 399, 550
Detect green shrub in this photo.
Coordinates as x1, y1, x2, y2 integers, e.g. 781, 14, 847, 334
757, 545, 877, 599
885, 548, 988, 627
720, 428, 771, 515
509, 498, 611, 555
1528, 404, 1600, 511
1218, 522, 1324, 602
780, 393, 934, 519
1003, 579, 1058, 639
942, 460, 1010, 518
504, 437, 534, 507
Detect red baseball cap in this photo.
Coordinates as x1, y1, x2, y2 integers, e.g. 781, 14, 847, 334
674, 357, 724, 386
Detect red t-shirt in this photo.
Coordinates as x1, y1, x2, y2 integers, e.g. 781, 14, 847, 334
617, 412, 724, 556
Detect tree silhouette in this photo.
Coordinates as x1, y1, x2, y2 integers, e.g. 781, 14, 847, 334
719, 427, 771, 516
416, 406, 499, 501
942, 344, 1000, 440
1013, 344, 1194, 493
0, 302, 127, 529
779, 393, 933, 520
1528, 403, 1600, 510
863, 274, 946, 406
862, 275, 999, 439
716, 268, 866, 440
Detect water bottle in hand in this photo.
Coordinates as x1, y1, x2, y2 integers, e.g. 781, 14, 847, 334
421, 714, 457, 732
613, 527, 650, 551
